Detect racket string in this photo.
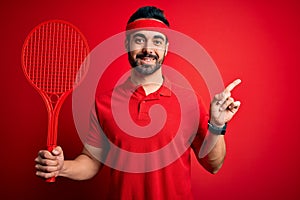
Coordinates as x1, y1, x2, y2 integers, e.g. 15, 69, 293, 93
23, 21, 89, 94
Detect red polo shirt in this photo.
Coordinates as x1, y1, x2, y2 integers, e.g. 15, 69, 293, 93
85, 78, 209, 200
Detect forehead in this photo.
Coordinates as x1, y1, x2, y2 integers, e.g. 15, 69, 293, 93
129, 30, 166, 40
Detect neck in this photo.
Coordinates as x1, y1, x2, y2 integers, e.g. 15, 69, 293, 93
130, 68, 164, 95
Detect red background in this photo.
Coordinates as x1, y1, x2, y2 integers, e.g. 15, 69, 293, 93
1, 0, 300, 199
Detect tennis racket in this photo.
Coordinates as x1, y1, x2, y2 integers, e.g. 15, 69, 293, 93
22, 20, 89, 182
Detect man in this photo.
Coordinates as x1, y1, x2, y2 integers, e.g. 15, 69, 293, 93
35, 6, 241, 199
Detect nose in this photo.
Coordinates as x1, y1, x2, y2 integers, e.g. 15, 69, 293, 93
142, 41, 155, 54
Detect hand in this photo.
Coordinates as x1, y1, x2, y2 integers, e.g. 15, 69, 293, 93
35, 146, 64, 179
210, 79, 241, 127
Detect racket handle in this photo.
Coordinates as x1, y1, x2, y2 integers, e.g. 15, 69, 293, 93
46, 145, 57, 183
46, 176, 56, 183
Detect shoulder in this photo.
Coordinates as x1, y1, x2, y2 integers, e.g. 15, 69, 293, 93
95, 80, 132, 105
168, 80, 208, 114
168, 81, 203, 102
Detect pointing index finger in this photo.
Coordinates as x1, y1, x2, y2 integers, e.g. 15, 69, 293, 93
225, 79, 241, 92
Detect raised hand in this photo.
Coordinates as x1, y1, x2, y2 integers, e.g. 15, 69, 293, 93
209, 79, 241, 127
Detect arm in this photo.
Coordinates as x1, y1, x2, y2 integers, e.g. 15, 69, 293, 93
198, 135, 226, 174
59, 147, 101, 180
35, 146, 102, 180
198, 79, 241, 174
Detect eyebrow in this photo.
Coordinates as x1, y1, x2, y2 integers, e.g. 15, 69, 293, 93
153, 35, 165, 41
132, 33, 146, 39
132, 33, 165, 41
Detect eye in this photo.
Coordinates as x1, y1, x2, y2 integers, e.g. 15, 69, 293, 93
134, 37, 145, 44
153, 39, 163, 46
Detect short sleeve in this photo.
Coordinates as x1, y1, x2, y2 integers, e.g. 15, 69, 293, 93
84, 102, 110, 149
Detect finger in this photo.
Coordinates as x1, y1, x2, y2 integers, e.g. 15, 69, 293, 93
52, 146, 63, 156
36, 170, 58, 179
215, 79, 241, 104
220, 97, 234, 111
225, 79, 241, 92
214, 90, 231, 105
35, 163, 59, 173
213, 79, 241, 104
38, 150, 56, 160
228, 101, 241, 113
35, 156, 59, 166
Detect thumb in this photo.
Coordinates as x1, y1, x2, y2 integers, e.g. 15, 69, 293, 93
52, 146, 63, 156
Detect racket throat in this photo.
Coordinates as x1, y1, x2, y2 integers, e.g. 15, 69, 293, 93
47, 108, 60, 150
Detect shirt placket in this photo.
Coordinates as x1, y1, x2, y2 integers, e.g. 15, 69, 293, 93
138, 99, 148, 120
137, 93, 160, 121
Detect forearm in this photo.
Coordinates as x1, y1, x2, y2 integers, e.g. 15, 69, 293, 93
200, 135, 226, 174
198, 79, 241, 174
59, 150, 101, 180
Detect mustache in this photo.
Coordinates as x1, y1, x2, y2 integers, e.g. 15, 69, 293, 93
136, 53, 158, 60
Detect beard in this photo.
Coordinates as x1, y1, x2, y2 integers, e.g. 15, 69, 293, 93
128, 52, 164, 75
134, 62, 162, 75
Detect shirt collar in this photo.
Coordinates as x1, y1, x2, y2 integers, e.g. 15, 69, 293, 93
159, 77, 172, 97
122, 76, 172, 97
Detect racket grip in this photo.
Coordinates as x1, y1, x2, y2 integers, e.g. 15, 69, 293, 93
46, 145, 57, 183
46, 176, 56, 183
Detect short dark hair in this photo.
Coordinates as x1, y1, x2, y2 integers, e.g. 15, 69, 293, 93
127, 6, 170, 27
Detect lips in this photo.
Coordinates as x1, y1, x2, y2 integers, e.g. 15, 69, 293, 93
136, 54, 158, 61
141, 57, 155, 63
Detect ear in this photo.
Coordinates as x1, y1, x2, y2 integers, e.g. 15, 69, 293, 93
124, 39, 129, 52
165, 42, 169, 56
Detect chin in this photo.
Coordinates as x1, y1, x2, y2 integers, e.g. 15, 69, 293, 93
134, 64, 161, 75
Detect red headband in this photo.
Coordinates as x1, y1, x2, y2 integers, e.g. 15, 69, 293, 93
126, 19, 169, 36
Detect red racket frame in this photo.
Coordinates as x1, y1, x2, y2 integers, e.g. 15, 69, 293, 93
22, 20, 89, 182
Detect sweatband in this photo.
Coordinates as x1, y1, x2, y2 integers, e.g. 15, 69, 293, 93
126, 19, 169, 36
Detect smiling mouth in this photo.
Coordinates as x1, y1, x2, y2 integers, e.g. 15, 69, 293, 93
140, 57, 156, 63
136, 54, 158, 62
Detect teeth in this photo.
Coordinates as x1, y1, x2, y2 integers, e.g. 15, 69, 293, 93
142, 57, 154, 61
